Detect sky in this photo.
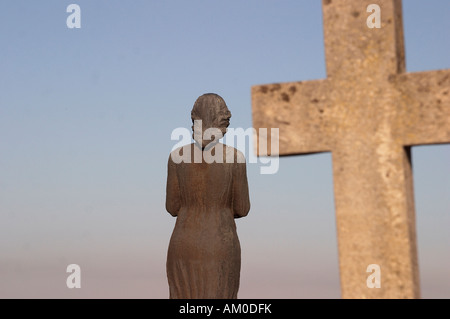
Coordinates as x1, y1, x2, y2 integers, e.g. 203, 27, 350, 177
0, 1, 449, 298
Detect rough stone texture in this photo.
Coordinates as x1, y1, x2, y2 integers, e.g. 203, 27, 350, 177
166, 94, 250, 298
252, 0, 449, 298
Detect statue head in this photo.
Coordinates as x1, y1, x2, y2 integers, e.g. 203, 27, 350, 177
191, 93, 231, 149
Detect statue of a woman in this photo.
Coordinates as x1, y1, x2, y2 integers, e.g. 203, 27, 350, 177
165, 93, 250, 299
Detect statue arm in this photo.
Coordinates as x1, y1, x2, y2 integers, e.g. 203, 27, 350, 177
232, 156, 250, 219
166, 154, 181, 217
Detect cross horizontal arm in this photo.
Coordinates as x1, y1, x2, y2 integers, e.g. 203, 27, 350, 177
252, 79, 334, 156
394, 69, 450, 146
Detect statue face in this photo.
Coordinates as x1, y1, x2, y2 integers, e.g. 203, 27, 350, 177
217, 109, 231, 133
192, 112, 230, 148
191, 94, 231, 149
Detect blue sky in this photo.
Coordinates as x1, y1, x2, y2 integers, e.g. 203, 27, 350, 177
0, 1, 449, 298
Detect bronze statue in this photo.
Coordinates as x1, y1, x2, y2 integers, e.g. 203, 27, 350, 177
166, 93, 250, 299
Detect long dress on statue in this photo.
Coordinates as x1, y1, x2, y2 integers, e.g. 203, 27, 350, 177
165, 143, 250, 299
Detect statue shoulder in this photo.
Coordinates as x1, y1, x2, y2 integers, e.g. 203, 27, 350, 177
169, 143, 195, 163
224, 145, 246, 163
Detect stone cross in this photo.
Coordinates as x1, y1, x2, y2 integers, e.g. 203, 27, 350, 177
252, 0, 449, 298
